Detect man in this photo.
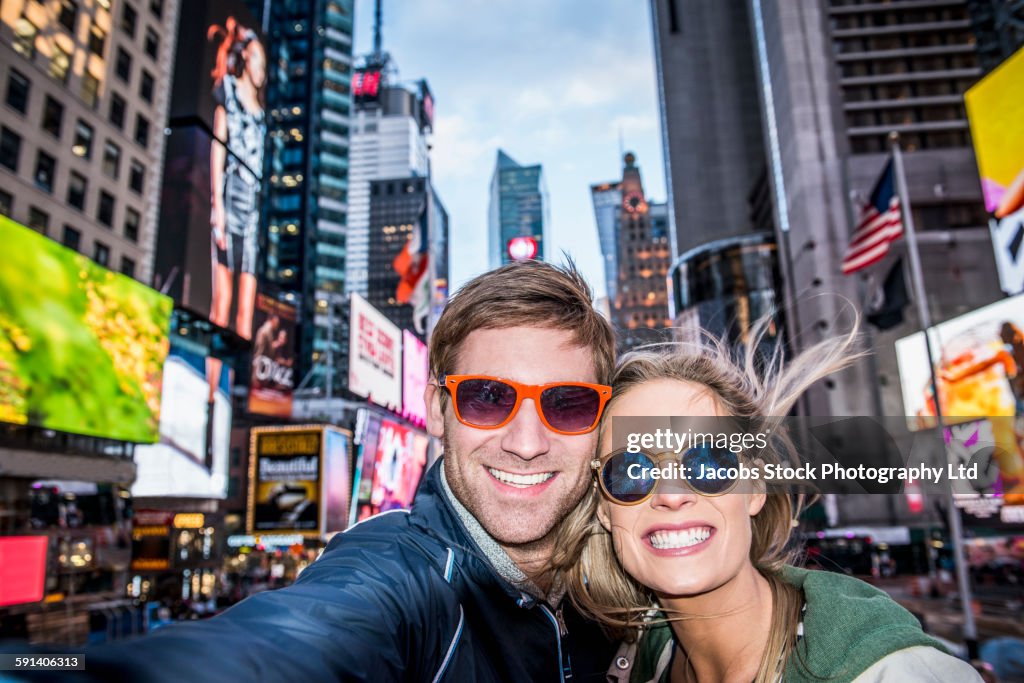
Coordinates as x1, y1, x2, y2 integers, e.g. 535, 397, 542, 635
44, 260, 618, 681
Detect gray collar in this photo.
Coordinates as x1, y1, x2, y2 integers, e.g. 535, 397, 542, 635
440, 461, 566, 608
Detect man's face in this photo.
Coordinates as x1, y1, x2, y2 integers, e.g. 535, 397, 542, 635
426, 326, 599, 550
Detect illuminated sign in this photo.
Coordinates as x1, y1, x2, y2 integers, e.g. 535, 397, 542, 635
353, 70, 381, 99
0, 536, 48, 607
402, 331, 428, 427
173, 513, 206, 529
507, 236, 539, 261
348, 294, 402, 411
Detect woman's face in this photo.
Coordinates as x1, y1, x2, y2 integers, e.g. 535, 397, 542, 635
597, 379, 765, 599
245, 41, 266, 89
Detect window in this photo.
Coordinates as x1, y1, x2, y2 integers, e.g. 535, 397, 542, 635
13, 18, 38, 58
89, 24, 106, 56
120, 256, 135, 278
72, 120, 94, 158
108, 92, 126, 129
28, 206, 49, 235
63, 225, 81, 251
97, 190, 115, 226
67, 171, 87, 210
123, 207, 140, 241
59, 0, 78, 32
34, 151, 55, 193
6, 70, 30, 114
0, 127, 21, 171
150, 0, 164, 19
81, 72, 101, 109
102, 141, 120, 178
128, 160, 145, 194
49, 45, 71, 84
115, 48, 132, 83
93, 240, 110, 267
121, 4, 138, 37
144, 28, 159, 59
0, 189, 11, 216
42, 96, 63, 137
134, 115, 149, 147
140, 70, 154, 103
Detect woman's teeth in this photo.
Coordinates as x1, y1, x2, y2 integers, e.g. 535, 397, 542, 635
488, 468, 555, 488
648, 527, 712, 550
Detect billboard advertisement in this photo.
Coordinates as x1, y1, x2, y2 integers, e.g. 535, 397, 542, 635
348, 294, 402, 411
0, 536, 48, 607
132, 343, 232, 498
322, 427, 352, 535
402, 331, 428, 427
352, 417, 428, 522
965, 46, 1024, 295
895, 294, 1024, 496
153, 126, 262, 341
247, 293, 297, 417
249, 426, 352, 536
0, 215, 172, 442
168, 0, 266, 149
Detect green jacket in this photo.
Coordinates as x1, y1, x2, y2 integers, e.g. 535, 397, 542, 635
626, 566, 949, 683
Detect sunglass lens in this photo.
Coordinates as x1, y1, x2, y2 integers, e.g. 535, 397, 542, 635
540, 385, 601, 432
602, 450, 657, 504
455, 378, 518, 426
682, 445, 739, 495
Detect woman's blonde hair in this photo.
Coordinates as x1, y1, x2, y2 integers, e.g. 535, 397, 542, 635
549, 316, 863, 683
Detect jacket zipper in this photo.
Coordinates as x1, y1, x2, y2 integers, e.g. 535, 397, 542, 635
540, 604, 569, 681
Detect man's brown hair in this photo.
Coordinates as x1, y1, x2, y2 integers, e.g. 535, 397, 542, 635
429, 260, 616, 406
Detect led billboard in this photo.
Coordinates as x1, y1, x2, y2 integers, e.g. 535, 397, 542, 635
132, 344, 232, 498
248, 293, 297, 417
0, 536, 48, 607
248, 426, 352, 537
348, 294, 402, 411
965, 46, 1024, 295
0, 216, 172, 442
896, 294, 1024, 496
402, 331, 428, 427
351, 416, 428, 522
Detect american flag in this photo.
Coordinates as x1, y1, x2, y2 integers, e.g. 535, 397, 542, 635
841, 158, 904, 275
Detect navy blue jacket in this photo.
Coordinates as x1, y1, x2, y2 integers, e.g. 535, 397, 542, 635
70, 461, 615, 682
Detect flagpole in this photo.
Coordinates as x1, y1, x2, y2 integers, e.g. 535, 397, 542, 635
890, 132, 978, 657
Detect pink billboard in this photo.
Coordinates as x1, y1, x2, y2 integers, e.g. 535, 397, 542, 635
402, 331, 428, 427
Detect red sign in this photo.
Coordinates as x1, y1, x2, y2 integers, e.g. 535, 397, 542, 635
507, 236, 538, 261
0, 536, 48, 607
353, 71, 381, 99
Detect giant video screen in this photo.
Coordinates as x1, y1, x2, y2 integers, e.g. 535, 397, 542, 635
0, 216, 172, 442
965, 46, 1024, 296
132, 343, 232, 498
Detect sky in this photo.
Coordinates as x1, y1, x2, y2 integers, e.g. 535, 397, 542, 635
351, 0, 667, 299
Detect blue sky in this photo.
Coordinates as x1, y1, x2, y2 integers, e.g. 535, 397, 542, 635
352, 0, 667, 299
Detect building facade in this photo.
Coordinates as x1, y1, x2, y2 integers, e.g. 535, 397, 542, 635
0, 0, 177, 285
592, 153, 673, 351
488, 149, 549, 268
651, 0, 1012, 418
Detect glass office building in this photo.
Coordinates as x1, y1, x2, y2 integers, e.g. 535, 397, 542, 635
488, 149, 549, 268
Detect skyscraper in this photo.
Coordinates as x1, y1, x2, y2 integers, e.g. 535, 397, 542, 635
651, 0, 1010, 418
0, 0, 178, 284
488, 150, 549, 268
345, 64, 432, 299
592, 153, 672, 351
246, 0, 355, 388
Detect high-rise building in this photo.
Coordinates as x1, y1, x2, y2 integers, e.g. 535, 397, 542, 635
651, 0, 1009, 419
345, 64, 432, 299
0, 0, 178, 284
488, 150, 549, 268
246, 0, 355, 388
592, 153, 673, 351
366, 176, 448, 335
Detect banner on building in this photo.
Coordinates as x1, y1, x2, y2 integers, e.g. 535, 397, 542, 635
247, 294, 297, 417
348, 294, 402, 411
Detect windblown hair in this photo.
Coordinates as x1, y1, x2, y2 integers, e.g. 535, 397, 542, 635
429, 260, 616, 409
208, 17, 259, 89
549, 315, 864, 683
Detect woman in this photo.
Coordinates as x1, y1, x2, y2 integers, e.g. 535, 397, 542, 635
552, 322, 980, 682
208, 18, 265, 340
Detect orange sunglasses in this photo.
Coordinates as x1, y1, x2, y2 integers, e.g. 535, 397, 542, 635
439, 375, 612, 435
